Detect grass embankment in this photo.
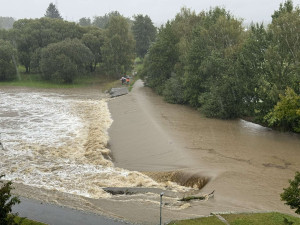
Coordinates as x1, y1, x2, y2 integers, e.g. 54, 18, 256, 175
8, 215, 46, 225
167, 212, 300, 225
0, 72, 120, 90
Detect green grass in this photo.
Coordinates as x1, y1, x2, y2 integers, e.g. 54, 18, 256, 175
222, 212, 300, 225
168, 216, 225, 225
7, 215, 46, 225
167, 212, 300, 225
0, 72, 118, 90
15, 216, 46, 225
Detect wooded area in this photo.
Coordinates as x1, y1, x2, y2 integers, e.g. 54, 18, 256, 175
0, 4, 156, 81
0, 1, 299, 132
141, 0, 300, 132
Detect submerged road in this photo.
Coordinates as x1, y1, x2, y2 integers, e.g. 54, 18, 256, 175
12, 197, 132, 225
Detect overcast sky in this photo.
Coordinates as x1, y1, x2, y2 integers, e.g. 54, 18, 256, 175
1, 0, 300, 25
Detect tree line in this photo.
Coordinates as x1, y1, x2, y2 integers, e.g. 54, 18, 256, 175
141, 0, 300, 133
1, 1, 299, 132
0, 3, 156, 83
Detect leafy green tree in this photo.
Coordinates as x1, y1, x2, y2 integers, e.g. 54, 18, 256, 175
281, 172, 300, 214
40, 39, 93, 83
159, 8, 202, 104
0, 175, 21, 225
92, 11, 121, 29
79, 17, 91, 27
162, 72, 185, 104
13, 18, 85, 73
257, 1, 300, 118
132, 14, 156, 58
81, 27, 105, 72
264, 87, 300, 132
184, 7, 244, 118
0, 40, 17, 81
141, 22, 179, 94
44, 3, 62, 19
101, 15, 135, 78
235, 24, 270, 116
272, 0, 294, 20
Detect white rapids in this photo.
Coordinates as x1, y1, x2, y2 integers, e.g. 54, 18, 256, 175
0, 89, 181, 199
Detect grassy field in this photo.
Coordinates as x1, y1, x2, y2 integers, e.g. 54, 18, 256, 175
167, 215, 225, 225
7, 215, 46, 225
167, 212, 300, 225
0, 72, 120, 90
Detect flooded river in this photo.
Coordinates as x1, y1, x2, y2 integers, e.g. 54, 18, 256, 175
0, 87, 190, 200
1, 84, 300, 222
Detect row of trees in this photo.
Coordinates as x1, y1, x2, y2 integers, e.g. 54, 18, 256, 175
141, 1, 300, 132
0, 3, 156, 83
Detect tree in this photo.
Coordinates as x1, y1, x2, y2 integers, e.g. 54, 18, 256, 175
264, 87, 300, 132
101, 15, 135, 78
256, 0, 300, 118
0, 40, 17, 81
0, 175, 21, 225
40, 39, 93, 83
281, 172, 300, 214
81, 27, 105, 72
79, 17, 91, 27
44, 3, 62, 19
132, 14, 156, 58
235, 24, 270, 116
184, 7, 244, 117
12, 18, 85, 73
272, 0, 294, 20
92, 11, 121, 29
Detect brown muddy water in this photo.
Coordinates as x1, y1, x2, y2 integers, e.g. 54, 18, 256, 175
0, 84, 300, 223
108, 80, 300, 217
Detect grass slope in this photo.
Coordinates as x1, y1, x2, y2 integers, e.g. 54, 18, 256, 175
167, 212, 300, 225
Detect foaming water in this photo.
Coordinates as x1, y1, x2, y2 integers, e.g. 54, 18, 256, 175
0, 89, 189, 199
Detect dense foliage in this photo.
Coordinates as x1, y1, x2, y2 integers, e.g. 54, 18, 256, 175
0, 175, 21, 225
0, 40, 17, 81
132, 14, 157, 58
40, 39, 93, 83
0, 9, 144, 83
281, 172, 300, 214
101, 15, 135, 78
141, 1, 300, 132
0, 1, 299, 132
44, 3, 62, 19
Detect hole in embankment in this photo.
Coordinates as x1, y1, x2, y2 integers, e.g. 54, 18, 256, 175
144, 171, 211, 190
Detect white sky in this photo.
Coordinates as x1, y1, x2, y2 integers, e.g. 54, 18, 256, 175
1, 0, 300, 25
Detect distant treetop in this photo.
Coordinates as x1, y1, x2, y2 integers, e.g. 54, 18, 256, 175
45, 3, 62, 19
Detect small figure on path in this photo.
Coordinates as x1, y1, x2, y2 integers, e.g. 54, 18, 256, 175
120, 76, 126, 85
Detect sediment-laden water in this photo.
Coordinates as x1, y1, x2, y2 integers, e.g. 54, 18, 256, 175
0, 88, 192, 199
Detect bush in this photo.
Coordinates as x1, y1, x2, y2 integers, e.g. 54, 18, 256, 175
281, 171, 300, 214
264, 87, 300, 132
0, 40, 17, 81
163, 73, 186, 104
0, 175, 21, 225
40, 39, 93, 83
